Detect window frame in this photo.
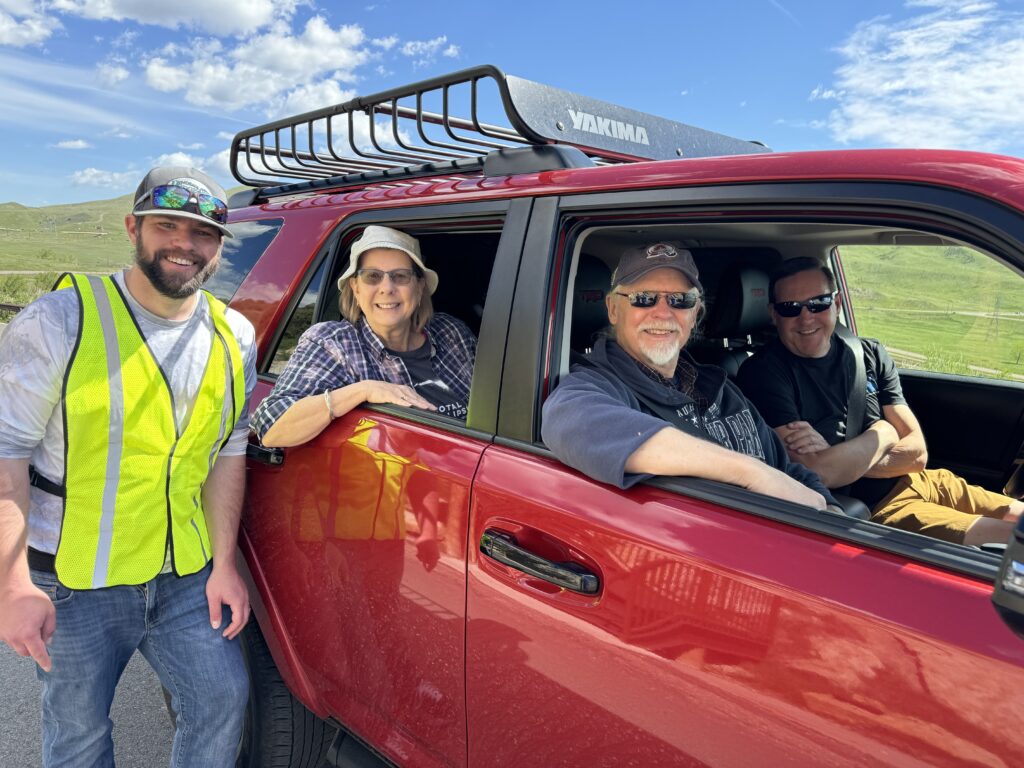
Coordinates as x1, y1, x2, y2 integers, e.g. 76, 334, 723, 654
496, 180, 1024, 581
256, 198, 531, 437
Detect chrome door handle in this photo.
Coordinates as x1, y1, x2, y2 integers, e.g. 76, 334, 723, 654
480, 529, 599, 595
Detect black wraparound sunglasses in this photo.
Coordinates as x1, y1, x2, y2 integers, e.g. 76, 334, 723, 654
772, 292, 836, 318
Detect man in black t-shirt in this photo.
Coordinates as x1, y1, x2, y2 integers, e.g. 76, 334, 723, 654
737, 257, 1022, 546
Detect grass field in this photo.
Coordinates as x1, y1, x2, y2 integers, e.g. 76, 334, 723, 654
841, 245, 1024, 381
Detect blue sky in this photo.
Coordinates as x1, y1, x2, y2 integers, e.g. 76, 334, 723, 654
2, 0, 1024, 206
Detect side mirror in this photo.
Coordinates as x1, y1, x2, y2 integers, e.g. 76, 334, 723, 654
992, 517, 1024, 639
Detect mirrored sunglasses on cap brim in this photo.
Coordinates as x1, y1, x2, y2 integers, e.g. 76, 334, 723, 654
136, 184, 228, 225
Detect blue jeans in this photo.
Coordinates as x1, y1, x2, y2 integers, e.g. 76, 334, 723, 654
30, 563, 248, 768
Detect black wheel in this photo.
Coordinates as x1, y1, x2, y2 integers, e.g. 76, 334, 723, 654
236, 621, 337, 768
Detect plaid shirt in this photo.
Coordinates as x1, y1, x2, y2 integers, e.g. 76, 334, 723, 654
251, 313, 476, 440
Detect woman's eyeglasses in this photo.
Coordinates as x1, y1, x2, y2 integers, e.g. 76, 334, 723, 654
356, 268, 419, 286
136, 184, 228, 225
614, 289, 700, 310
772, 293, 836, 318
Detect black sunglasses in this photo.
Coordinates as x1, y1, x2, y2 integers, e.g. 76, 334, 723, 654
773, 292, 836, 318
136, 184, 229, 225
614, 289, 700, 310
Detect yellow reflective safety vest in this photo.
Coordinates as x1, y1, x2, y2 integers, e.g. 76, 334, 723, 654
52, 273, 245, 589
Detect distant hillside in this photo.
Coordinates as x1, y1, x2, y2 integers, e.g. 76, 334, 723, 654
0, 193, 135, 272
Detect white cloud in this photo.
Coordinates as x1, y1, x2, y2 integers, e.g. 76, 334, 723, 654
55, 139, 92, 149
178, 142, 205, 150
152, 151, 201, 167
51, 0, 302, 37
204, 148, 232, 179
808, 85, 841, 101
70, 167, 138, 188
144, 17, 368, 111
216, 131, 235, 140
97, 62, 130, 87
0, 5, 61, 47
372, 35, 397, 50
825, 0, 1024, 151
104, 125, 134, 139
400, 35, 448, 58
399, 35, 457, 67
270, 80, 357, 116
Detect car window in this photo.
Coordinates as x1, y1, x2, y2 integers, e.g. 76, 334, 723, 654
838, 244, 1024, 383
204, 218, 284, 303
267, 257, 327, 376
264, 224, 502, 392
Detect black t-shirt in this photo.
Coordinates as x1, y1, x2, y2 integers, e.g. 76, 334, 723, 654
737, 336, 906, 506
387, 341, 468, 420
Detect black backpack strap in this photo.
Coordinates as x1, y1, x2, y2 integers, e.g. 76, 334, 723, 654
29, 465, 66, 498
836, 328, 866, 441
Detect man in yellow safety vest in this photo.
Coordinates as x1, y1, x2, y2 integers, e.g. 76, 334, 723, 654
0, 166, 256, 767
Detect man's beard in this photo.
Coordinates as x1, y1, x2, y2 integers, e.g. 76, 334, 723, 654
637, 323, 685, 368
135, 234, 219, 299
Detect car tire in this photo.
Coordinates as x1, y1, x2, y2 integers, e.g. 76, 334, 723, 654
236, 621, 338, 768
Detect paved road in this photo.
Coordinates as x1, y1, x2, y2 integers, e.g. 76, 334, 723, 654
0, 643, 173, 767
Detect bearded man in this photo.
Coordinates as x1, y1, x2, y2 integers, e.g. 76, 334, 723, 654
0, 167, 256, 767
542, 242, 834, 510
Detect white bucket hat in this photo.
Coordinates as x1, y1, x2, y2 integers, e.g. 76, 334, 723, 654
337, 225, 439, 294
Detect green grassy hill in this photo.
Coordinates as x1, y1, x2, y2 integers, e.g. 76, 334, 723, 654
0, 193, 135, 272
842, 245, 1024, 380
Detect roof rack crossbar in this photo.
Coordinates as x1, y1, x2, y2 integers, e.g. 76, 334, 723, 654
229, 64, 770, 191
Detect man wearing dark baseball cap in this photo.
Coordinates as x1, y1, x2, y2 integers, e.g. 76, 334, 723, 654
0, 166, 256, 767
542, 241, 837, 512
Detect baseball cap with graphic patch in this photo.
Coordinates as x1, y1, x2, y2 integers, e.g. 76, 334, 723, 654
611, 241, 702, 292
131, 166, 233, 238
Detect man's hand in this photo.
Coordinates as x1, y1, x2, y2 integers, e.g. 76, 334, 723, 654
0, 581, 56, 671
206, 562, 250, 640
742, 461, 827, 510
777, 421, 830, 458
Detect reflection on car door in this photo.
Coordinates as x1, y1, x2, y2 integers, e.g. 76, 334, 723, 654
467, 449, 1024, 766
246, 390, 485, 768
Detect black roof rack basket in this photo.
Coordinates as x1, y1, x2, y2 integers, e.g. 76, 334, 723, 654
230, 64, 769, 194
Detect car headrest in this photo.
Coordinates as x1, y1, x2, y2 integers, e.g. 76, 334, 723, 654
571, 254, 611, 351
704, 266, 771, 339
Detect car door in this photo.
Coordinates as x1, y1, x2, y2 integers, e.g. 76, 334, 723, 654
465, 186, 1024, 766
242, 199, 527, 768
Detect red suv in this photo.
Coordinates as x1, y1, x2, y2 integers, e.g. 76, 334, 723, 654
212, 66, 1024, 767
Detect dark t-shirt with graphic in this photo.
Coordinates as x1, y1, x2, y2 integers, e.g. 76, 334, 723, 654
388, 341, 467, 420
737, 336, 906, 507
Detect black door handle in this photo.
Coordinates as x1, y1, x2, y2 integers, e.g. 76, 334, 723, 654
247, 443, 284, 465
480, 529, 599, 595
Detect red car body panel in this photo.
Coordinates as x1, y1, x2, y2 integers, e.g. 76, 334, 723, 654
467, 448, 1023, 767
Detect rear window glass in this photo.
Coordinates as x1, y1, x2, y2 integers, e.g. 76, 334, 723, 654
204, 218, 284, 302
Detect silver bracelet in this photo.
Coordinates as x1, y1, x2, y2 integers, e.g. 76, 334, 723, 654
323, 389, 335, 420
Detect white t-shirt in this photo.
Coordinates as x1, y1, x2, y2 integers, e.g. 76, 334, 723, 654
0, 270, 257, 554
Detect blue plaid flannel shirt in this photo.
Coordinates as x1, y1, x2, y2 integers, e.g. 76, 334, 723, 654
251, 313, 476, 440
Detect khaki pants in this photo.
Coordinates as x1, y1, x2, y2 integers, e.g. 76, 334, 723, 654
871, 468, 1015, 544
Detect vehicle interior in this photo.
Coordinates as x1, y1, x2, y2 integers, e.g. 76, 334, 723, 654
318, 227, 503, 339
554, 221, 1024, 541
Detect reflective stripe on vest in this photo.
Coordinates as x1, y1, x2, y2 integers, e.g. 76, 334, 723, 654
53, 273, 244, 589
